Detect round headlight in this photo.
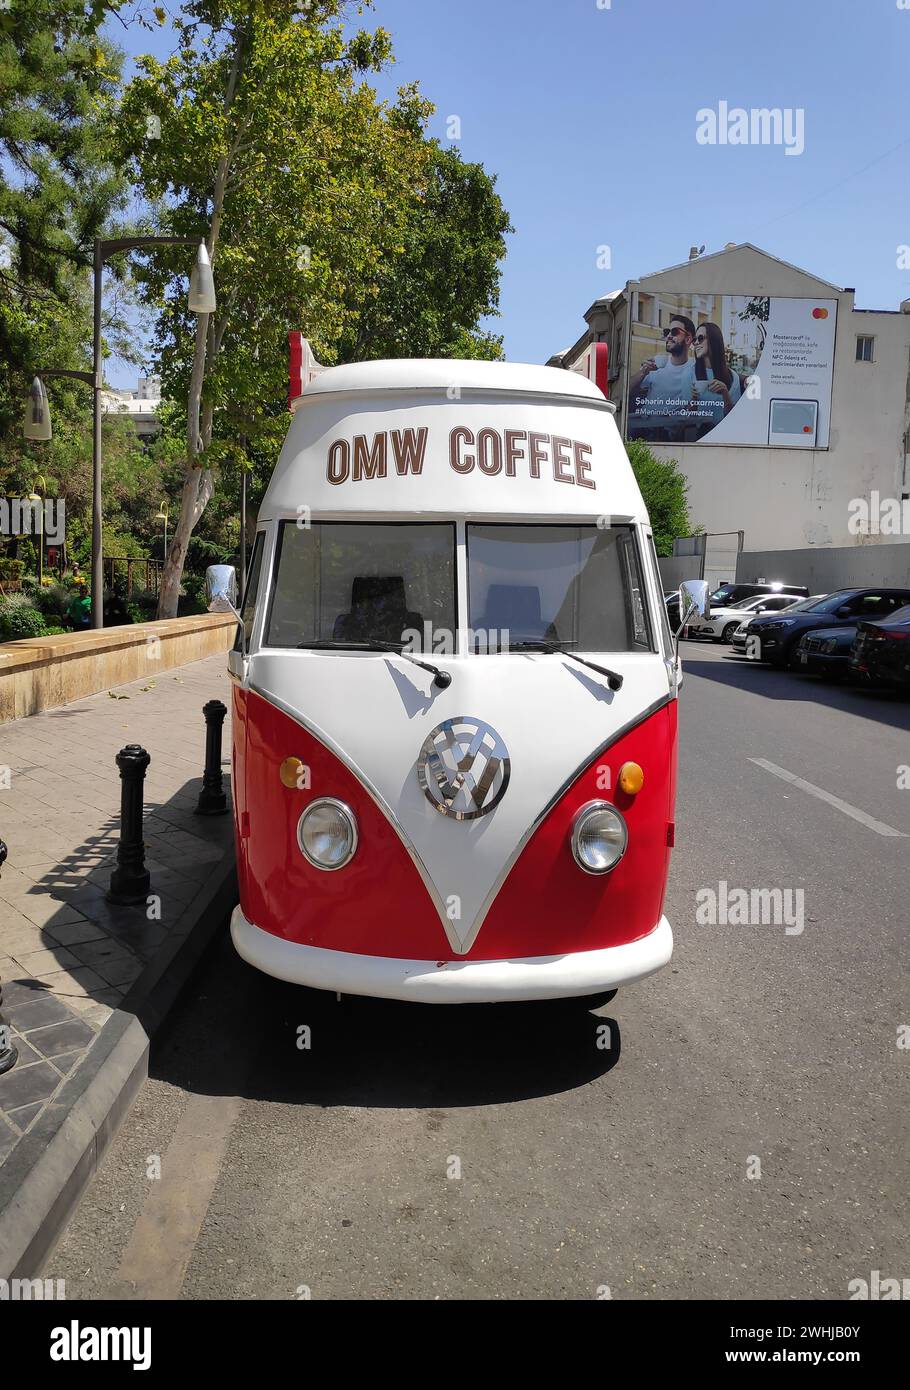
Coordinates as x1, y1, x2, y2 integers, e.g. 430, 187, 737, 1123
297, 799, 358, 870
571, 801, 628, 874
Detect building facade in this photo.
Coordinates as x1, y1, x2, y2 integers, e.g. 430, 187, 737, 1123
549, 244, 910, 568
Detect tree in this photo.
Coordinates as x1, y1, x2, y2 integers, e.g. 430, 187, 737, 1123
0, 0, 134, 546
116, 0, 438, 618
117, 2, 511, 617
337, 142, 512, 362
625, 440, 692, 556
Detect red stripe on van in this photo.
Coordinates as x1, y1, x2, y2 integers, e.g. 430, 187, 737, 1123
466, 700, 678, 960
233, 690, 452, 958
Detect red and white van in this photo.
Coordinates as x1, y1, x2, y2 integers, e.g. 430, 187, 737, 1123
221, 352, 688, 1003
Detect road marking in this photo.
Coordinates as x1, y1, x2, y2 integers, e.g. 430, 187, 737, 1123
113, 1091, 243, 1299
749, 758, 908, 838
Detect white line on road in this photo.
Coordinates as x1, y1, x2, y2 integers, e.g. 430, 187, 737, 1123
749, 758, 908, 838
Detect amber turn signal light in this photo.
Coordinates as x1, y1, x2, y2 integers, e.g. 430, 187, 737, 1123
279, 756, 306, 789
618, 761, 644, 795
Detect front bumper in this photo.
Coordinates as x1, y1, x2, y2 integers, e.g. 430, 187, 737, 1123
793, 647, 849, 675
230, 907, 673, 1004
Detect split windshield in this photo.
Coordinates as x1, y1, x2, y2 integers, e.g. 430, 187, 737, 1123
263, 520, 652, 654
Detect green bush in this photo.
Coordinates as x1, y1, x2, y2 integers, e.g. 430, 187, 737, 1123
43, 625, 67, 636
0, 558, 25, 584
0, 601, 46, 640
34, 582, 73, 622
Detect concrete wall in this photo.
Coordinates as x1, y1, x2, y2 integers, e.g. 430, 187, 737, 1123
658, 555, 703, 588
0, 614, 236, 724
736, 543, 910, 593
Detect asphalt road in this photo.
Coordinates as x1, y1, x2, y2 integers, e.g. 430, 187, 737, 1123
51, 644, 910, 1300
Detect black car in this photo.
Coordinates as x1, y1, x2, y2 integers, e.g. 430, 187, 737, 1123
849, 604, 910, 690
792, 623, 860, 679
744, 588, 910, 668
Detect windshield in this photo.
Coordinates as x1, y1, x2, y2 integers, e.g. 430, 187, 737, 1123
466, 524, 652, 653
265, 522, 456, 649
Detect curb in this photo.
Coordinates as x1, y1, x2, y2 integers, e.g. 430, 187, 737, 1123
0, 848, 237, 1279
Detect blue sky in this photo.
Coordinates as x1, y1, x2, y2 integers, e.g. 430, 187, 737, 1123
105, 0, 910, 386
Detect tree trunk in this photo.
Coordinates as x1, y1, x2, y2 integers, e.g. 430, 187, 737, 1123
155, 27, 246, 620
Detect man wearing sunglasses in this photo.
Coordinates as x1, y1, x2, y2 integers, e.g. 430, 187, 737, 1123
628, 314, 697, 439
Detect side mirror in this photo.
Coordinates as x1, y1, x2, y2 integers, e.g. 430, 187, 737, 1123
835, 606, 851, 618
677, 579, 710, 631
206, 564, 238, 613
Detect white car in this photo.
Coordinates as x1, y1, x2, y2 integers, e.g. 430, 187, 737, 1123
687, 593, 804, 644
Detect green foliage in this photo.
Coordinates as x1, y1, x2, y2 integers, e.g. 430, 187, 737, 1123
625, 440, 692, 556
0, 557, 24, 583
0, 599, 46, 640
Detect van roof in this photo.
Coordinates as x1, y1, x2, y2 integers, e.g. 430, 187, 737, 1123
296, 358, 614, 407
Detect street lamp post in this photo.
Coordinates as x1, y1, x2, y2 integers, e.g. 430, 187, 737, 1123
25, 237, 216, 630
156, 501, 169, 590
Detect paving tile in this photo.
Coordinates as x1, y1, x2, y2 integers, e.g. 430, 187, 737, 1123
43, 918, 109, 948
5, 994, 81, 1032
7, 1034, 42, 1066
88, 986, 126, 1007
49, 965, 108, 997
27, 1017, 97, 1059
49, 1049, 86, 1077
94, 956, 144, 988
8, 896, 91, 931
6, 1100, 45, 1132
0, 1060, 61, 1109
70, 938, 138, 969
0, 1116, 19, 1163
1, 977, 55, 1007
12, 946, 79, 974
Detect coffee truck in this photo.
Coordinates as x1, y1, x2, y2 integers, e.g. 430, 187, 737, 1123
209, 348, 707, 1004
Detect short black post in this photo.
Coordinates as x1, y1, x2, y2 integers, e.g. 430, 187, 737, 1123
0, 839, 18, 1074
195, 700, 228, 816
108, 745, 151, 905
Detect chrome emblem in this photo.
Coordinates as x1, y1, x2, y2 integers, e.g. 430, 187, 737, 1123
417, 717, 511, 820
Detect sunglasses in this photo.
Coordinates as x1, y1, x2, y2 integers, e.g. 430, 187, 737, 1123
694, 332, 708, 343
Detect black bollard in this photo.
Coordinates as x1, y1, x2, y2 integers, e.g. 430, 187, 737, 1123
0, 839, 18, 1074
195, 700, 228, 816
108, 745, 152, 905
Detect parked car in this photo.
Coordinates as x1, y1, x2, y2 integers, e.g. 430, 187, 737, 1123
666, 580, 807, 633
792, 623, 861, 679
707, 580, 809, 608
743, 588, 910, 668
849, 604, 910, 690
731, 596, 827, 653
687, 592, 804, 644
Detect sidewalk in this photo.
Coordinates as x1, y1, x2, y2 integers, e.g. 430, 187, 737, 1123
0, 654, 235, 1193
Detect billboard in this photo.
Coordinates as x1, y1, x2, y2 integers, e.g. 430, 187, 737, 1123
626, 292, 837, 448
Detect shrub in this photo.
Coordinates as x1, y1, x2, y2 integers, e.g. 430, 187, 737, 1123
0, 601, 46, 640
43, 625, 67, 636
34, 582, 73, 622
0, 558, 25, 584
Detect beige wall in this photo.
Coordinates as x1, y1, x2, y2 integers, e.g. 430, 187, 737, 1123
0, 615, 236, 724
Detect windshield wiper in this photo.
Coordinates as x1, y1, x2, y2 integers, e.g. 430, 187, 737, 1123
296, 640, 452, 689
507, 641, 623, 691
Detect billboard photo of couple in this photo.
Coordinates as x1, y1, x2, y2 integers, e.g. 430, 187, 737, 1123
626, 290, 837, 448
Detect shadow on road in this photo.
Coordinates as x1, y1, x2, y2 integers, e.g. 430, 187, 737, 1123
151, 934, 622, 1110
683, 651, 910, 732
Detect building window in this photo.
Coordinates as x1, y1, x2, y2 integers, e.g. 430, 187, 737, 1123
856, 336, 875, 363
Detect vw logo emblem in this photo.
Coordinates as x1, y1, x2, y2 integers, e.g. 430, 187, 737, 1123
417, 717, 511, 820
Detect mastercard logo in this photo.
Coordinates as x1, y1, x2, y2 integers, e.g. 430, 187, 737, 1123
803, 425, 812, 433
812, 307, 829, 319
